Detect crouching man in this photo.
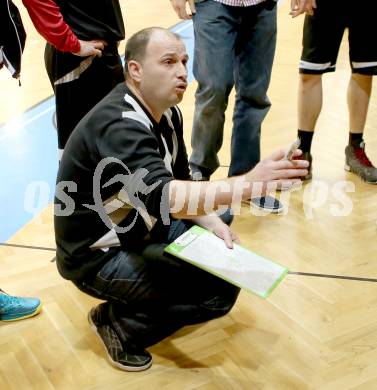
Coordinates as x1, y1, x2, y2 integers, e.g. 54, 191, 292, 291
54, 27, 309, 371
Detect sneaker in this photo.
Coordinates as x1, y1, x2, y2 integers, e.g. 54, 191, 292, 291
0, 289, 42, 321
249, 196, 284, 213
345, 142, 377, 184
88, 305, 152, 371
293, 151, 312, 181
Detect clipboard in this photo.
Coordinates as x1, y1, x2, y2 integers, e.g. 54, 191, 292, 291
164, 225, 288, 299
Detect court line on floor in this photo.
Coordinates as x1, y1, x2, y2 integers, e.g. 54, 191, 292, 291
0, 242, 56, 252
288, 271, 377, 283
0, 104, 55, 143
1, 242, 376, 283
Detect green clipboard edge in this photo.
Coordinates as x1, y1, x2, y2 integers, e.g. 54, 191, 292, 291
164, 225, 289, 299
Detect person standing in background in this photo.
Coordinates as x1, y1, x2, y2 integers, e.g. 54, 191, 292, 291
0, 0, 26, 81
170, 0, 316, 212
22, 0, 126, 158
294, 0, 377, 183
1, 0, 42, 323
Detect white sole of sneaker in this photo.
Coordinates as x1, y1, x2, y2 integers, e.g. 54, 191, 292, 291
87, 311, 153, 372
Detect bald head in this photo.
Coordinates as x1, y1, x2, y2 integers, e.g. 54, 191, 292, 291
124, 26, 188, 122
124, 27, 182, 77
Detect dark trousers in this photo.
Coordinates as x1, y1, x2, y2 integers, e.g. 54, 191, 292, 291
190, 0, 277, 177
45, 43, 125, 152
74, 215, 240, 349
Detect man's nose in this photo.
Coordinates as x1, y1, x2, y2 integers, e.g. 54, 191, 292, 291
177, 61, 187, 80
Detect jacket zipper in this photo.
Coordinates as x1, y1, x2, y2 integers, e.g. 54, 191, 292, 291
6, 0, 23, 85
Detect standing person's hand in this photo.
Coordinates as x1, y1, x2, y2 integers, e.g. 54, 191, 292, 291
290, 0, 317, 17
73, 40, 106, 57
170, 0, 196, 20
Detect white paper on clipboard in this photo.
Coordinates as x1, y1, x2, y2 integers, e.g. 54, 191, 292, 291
164, 225, 288, 299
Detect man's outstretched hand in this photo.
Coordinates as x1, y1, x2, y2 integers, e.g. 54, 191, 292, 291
245, 148, 309, 192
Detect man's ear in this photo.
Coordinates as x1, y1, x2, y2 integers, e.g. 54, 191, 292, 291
127, 60, 142, 82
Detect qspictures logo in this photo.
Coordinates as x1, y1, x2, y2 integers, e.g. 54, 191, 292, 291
22, 157, 357, 230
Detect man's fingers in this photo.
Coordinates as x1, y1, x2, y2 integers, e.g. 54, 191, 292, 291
87, 44, 103, 57
216, 227, 235, 249
291, 160, 309, 170
306, 0, 317, 14
224, 235, 234, 249
232, 232, 241, 245
291, 0, 300, 12
276, 179, 303, 190
188, 0, 196, 15
172, 1, 191, 19
290, 0, 318, 17
179, 8, 190, 19
289, 0, 301, 17
277, 157, 309, 171
92, 41, 105, 51
291, 149, 303, 159
92, 48, 103, 57
269, 149, 287, 161
74, 40, 106, 57
277, 168, 309, 179
290, 0, 298, 11
268, 146, 304, 162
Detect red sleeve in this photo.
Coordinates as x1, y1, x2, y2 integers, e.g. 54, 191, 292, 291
22, 0, 81, 53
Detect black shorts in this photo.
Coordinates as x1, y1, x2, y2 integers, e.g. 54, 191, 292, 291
299, 0, 377, 75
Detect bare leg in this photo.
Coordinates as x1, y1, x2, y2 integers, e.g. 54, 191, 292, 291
347, 73, 372, 133
298, 73, 323, 131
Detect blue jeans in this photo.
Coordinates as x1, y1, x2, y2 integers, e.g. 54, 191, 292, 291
190, 0, 277, 177
75, 213, 240, 349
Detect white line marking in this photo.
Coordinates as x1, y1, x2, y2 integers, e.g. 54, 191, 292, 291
0, 104, 55, 143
